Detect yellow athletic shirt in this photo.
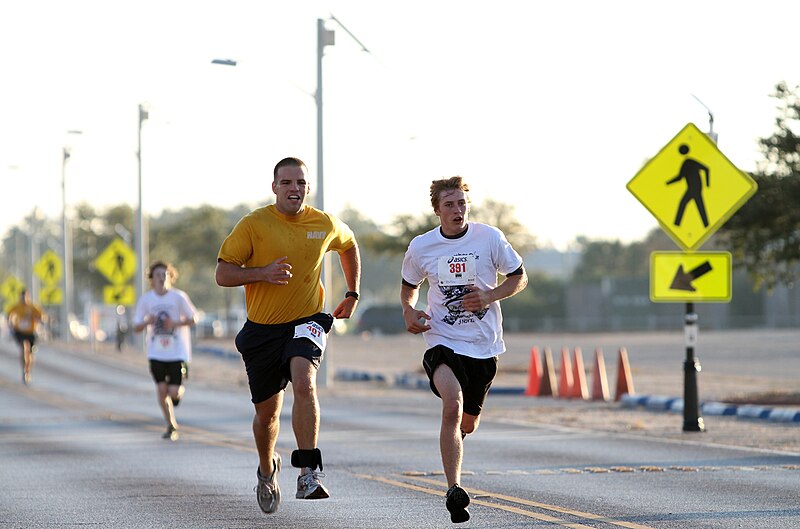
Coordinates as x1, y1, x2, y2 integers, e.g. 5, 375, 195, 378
217, 204, 356, 325
7, 303, 43, 334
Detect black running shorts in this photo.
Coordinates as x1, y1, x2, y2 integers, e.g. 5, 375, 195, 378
235, 313, 334, 404
149, 359, 187, 385
13, 331, 36, 347
423, 344, 498, 416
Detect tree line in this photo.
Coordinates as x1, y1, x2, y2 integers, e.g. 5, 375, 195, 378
2, 82, 797, 329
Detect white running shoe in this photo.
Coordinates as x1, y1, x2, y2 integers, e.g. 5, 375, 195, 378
296, 469, 329, 499
255, 455, 282, 514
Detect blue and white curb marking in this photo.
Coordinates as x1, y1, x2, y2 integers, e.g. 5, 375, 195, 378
621, 394, 800, 424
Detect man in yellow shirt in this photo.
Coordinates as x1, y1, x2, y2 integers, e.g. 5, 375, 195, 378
216, 157, 361, 515
7, 289, 46, 385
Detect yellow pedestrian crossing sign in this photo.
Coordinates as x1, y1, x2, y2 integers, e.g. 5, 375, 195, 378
1, 275, 24, 301
95, 238, 136, 285
650, 251, 732, 302
35, 250, 63, 286
627, 123, 757, 251
1, 275, 25, 313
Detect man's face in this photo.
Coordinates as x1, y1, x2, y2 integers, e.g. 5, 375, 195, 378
150, 266, 170, 293
272, 165, 310, 216
434, 188, 470, 235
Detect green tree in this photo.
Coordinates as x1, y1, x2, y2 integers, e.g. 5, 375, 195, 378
722, 81, 800, 289
470, 199, 536, 255
570, 228, 674, 282
149, 204, 238, 311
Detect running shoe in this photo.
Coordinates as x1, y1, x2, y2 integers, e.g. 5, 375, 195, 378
445, 484, 470, 523
162, 425, 179, 441
255, 454, 282, 514
296, 469, 329, 499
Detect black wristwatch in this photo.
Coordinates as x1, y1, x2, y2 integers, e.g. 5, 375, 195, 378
345, 291, 359, 300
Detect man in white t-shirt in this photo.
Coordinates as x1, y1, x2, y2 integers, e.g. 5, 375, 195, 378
401, 176, 528, 524
134, 261, 199, 441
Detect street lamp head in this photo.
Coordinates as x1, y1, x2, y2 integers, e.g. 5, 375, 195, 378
211, 58, 237, 66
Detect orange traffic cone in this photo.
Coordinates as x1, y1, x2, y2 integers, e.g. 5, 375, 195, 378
569, 347, 589, 400
591, 348, 610, 401
558, 346, 574, 399
524, 346, 543, 396
614, 347, 636, 401
539, 347, 558, 397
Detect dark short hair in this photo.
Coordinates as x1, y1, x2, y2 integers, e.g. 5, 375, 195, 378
430, 176, 470, 212
273, 157, 307, 179
147, 261, 177, 281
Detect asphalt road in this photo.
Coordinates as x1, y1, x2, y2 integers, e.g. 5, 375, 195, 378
1, 332, 799, 528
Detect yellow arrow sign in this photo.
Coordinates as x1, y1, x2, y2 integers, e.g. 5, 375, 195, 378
34, 250, 63, 286
39, 286, 63, 306
103, 284, 135, 306
650, 251, 731, 302
95, 238, 137, 285
627, 123, 757, 251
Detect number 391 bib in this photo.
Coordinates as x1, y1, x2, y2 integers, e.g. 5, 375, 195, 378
293, 320, 328, 352
438, 255, 476, 286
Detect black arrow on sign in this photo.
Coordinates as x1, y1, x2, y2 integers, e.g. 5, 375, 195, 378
670, 261, 713, 292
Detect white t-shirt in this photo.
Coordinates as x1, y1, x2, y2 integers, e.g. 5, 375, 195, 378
133, 288, 198, 362
401, 222, 523, 359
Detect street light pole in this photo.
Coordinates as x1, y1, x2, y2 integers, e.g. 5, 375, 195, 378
317, 18, 335, 387
135, 104, 149, 346
61, 129, 82, 342
62, 146, 73, 342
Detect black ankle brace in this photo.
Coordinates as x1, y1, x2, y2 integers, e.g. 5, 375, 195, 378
291, 448, 323, 471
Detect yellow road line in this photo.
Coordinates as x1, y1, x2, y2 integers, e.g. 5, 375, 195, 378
356, 473, 596, 528
358, 473, 658, 529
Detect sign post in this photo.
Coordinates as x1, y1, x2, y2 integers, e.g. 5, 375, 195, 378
627, 122, 757, 432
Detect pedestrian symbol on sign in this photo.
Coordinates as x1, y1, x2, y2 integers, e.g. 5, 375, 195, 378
667, 144, 710, 228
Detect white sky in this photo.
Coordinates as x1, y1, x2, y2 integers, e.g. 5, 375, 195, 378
1, 0, 797, 250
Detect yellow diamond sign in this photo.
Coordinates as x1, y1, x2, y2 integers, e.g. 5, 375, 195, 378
35, 250, 63, 286
650, 251, 731, 302
95, 238, 136, 285
627, 123, 757, 251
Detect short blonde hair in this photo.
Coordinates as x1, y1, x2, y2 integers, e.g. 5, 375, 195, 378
430, 176, 470, 212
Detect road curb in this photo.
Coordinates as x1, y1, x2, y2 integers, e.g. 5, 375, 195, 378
621, 394, 800, 424
196, 350, 800, 426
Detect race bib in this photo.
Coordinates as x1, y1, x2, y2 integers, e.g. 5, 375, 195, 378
293, 321, 327, 352
438, 255, 476, 286
152, 334, 175, 354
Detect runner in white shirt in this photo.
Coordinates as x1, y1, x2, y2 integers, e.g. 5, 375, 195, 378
133, 261, 198, 441
401, 176, 528, 524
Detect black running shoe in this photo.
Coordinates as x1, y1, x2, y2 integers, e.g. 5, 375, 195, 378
445, 484, 470, 523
